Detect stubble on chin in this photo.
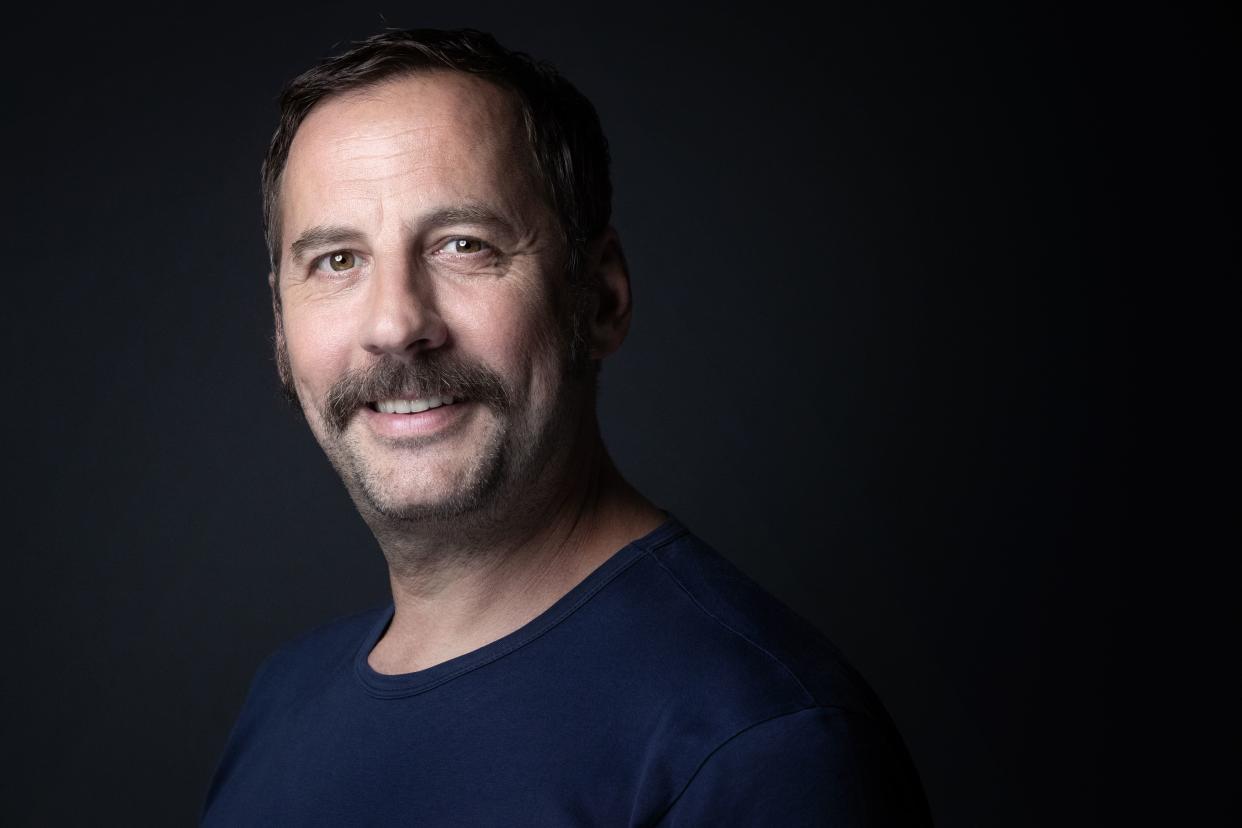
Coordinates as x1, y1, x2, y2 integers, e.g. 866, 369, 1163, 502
342, 408, 513, 525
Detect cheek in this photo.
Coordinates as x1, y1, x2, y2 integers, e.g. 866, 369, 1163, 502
448, 288, 563, 384
283, 304, 356, 394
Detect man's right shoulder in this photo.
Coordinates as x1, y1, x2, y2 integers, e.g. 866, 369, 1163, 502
246, 606, 389, 701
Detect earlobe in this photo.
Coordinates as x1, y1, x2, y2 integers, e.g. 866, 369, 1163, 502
587, 227, 633, 360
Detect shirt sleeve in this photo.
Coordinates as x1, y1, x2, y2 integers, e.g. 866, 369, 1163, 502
652, 705, 932, 827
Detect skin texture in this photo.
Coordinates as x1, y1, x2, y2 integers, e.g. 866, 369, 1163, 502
273, 71, 665, 673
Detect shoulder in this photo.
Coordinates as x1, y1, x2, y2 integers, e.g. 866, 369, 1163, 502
653, 704, 933, 826
612, 523, 929, 820
244, 606, 389, 703
632, 523, 887, 715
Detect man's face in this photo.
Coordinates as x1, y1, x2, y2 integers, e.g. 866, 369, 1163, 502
274, 71, 587, 523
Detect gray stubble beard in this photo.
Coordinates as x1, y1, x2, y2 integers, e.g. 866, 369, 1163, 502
271, 287, 595, 566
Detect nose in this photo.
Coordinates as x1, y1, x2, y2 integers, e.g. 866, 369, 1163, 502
359, 257, 448, 359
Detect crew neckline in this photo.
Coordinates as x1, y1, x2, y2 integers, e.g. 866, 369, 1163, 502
353, 515, 687, 699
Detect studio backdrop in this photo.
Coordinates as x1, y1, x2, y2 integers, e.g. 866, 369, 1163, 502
5, 2, 1142, 825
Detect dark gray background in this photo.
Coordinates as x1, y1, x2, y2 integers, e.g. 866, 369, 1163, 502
8, 2, 1224, 825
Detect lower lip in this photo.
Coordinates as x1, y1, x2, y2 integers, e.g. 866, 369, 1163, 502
358, 401, 474, 439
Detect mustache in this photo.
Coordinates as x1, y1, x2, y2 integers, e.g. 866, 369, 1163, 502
322, 353, 512, 435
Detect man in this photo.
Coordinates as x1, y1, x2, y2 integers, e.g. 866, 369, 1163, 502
204, 28, 931, 826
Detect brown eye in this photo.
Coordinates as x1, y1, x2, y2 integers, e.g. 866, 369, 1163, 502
440, 238, 486, 254
328, 251, 356, 271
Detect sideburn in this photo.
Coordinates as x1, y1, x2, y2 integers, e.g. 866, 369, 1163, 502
270, 279, 301, 410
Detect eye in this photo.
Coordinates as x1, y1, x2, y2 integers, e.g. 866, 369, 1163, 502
315, 250, 357, 273
437, 238, 488, 255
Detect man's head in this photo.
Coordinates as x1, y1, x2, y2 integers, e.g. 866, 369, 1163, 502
266, 30, 632, 527
263, 28, 612, 301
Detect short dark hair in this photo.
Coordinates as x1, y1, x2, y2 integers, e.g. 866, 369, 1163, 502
262, 28, 613, 282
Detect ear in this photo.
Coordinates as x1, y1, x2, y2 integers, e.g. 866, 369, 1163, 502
269, 271, 293, 388
584, 227, 633, 360
268, 270, 279, 311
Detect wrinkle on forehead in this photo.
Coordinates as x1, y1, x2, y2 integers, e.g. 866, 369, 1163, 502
331, 124, 438, 163
323, 130, 512, 185
298, 73, 521, 160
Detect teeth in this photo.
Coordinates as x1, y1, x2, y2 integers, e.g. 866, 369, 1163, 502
375, 395, 456, 414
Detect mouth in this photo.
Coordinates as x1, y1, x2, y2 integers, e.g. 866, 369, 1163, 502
359, 393, 472, 440
366, 394, 463, 414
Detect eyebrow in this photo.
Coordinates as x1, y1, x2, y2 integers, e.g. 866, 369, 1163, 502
288, 226, 366, 267
412, 204, 518, 237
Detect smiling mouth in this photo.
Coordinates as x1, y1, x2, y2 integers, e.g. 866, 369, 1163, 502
367, 394, 462, 414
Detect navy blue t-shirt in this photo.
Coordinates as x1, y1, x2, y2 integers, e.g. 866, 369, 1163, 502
204, 518, 930, 825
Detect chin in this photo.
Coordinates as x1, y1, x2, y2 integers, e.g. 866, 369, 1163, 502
352, 459, 510, 525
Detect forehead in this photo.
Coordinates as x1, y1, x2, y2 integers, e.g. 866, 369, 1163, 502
279, 71, 544, 246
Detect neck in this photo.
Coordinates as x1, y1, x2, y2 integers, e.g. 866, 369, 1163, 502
362, 425, 665, 675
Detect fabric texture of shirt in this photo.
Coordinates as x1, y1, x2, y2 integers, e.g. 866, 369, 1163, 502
203, 517, 931, 825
